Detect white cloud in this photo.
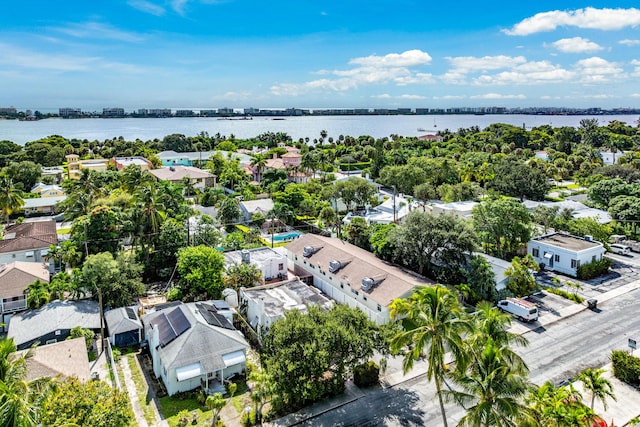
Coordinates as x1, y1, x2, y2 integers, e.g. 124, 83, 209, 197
0, 42, 146, 73
446, 55, 526, 72
438, 95, 467, 100
398, 94, 426, 99
371, 94, 392, 99
53, 22, 144, 43
620, 39, 640, 46
271, 49, 434, 96
574, 57, 625, 83
631, 93, 640, 98
127, 0, 165, 16
349, 49, 432, 67
504, 7, 640, 36
551, 37, 603, 53
470, 93, 526, 99
172, 0, 189, 15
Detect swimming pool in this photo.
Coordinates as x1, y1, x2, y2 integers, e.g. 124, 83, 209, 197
271, 231, 303, 242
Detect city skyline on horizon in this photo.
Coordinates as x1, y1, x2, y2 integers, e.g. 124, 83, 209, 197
2, 2, 640, 110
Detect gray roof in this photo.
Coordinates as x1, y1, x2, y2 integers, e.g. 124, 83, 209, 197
105, 306, 142, 336
142, 303, 248, 372
522, 200, 611, 224
8, 299, 101, 346
239, 198, 274, 215
22, 196, 67, 209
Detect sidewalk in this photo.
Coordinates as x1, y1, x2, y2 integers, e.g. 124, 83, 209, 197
265, 381, 365, 427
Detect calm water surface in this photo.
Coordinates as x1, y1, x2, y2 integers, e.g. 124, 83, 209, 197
1, 114, 638, 145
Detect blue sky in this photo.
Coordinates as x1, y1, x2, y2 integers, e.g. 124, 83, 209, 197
2, 1, 640, 110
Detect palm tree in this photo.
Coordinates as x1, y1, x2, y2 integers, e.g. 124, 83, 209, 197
250, 154, 268, 183
205, 393, 226, 427
0, 338, 51, 427
446, 338, 531, 427
44, 245, 62, 273
390, 285, 471, 427
249, 369, 274, 426
0, 177, 24, 224
524, 381, 590, 427
471, 302, 529, 371
577, 368, 616, 411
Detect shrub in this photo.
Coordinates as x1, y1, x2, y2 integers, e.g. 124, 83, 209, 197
353, 360, 380, 387
611, 350, 640, 387
577, 258, 612, 280
545, 288, 584, 304
112, 347, 121, 363
241, 408, 257, 427
167, 287, 183, 301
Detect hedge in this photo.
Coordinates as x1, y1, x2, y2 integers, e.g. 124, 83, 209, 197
353, 360, 380, 387
611, 350, 640, 387
577, 258, 612, 280
545, 288, 584, 304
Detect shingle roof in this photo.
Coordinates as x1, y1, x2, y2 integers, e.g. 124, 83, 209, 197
286, 234, 433, 307
14, 337, 90, 382
239, 199, 274, 214
0, 221, 58, 254
105, 306, 142, 336
142, 303, 248, 372
8, 299, 101, 347
0, 261, 49, 299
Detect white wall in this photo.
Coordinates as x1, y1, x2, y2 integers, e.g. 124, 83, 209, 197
287, 253, 390, 324
528, 241, 605, 277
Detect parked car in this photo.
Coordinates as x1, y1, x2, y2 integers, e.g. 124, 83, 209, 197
497, 298, 539, 322
610, 243, 631, 255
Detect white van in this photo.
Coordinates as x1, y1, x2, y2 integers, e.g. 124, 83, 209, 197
610, 243, 631, 255
497, 298, 539, 322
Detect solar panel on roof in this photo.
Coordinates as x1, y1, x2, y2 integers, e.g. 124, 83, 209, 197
167, 307, 191, 338
196, 303, 235, 330
125, 307, 137, 320
154, 313, 177, 347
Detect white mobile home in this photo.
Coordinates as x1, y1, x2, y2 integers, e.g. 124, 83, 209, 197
528, 233, 606, 277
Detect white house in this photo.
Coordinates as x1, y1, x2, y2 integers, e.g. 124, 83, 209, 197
238, 198, 274, 223
240, 279, 333, 335
528, 233, 606, 277
286, 234, 433, 324
429, 201, 478, 219
142, 302, 248, 396
600, 150, 624, 166
224, 247, 288, 282
342, 194, 412, 225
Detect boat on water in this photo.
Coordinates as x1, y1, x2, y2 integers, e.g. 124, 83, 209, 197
417, 127, 426, 132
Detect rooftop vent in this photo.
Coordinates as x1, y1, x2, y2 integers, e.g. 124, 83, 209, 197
584, 235, 593, 242
329, 259, 351, 273
241, 249, 251, 264
361, 276, 386, 293
303, 246, 322, 258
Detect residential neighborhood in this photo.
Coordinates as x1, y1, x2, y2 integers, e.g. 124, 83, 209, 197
1, 122, 640, 426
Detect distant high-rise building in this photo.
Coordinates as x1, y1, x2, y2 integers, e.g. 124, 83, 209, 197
102, 107, 125, 117
59, 108, 82, 118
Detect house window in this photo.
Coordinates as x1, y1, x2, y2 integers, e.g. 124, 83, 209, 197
310, 264, 315, 269
295, 256, 298, 261
532, 248, 539, 257
45, 339, 57, 345
340, 284, 344, 288
377, 304, 382, 312
571, 259, 580, 269
278, 263, 284, 270
592, 255, 596, 262
363, 296, 367, 301
55, 330, 61, 336
351, 288, 359, 296
554, 254, 560, 262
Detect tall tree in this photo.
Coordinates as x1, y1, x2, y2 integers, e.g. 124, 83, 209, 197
576, 368, 616, 411
0, 176, 24, 224
473, 198, 532, 259
205, 393, 226, 427
390, 285, 471, 427
390, 211, 477, 276
176, 245, 226, 299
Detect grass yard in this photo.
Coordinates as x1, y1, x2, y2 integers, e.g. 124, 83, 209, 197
57, 227, 71, 234
126, 354, 159, 426
159, 394, 213, 427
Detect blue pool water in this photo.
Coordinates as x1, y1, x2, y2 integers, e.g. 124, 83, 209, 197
272, 232, 302, 242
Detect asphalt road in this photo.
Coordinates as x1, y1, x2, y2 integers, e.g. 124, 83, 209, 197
297, 287, 640, 426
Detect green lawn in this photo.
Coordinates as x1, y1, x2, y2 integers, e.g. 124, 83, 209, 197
57, 227, 71, 234
126, 354, 159, 426
158, 394, 212, 427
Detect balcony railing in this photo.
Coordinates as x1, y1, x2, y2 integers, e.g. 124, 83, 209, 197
1, 298, 27, 313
